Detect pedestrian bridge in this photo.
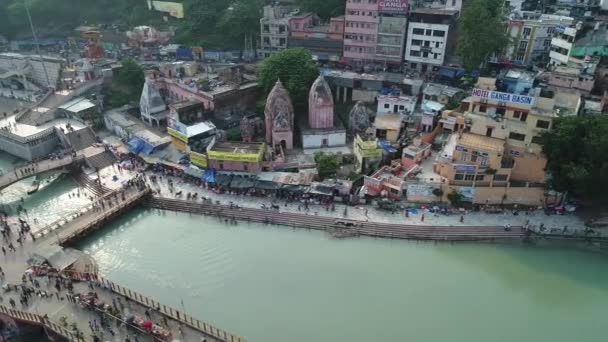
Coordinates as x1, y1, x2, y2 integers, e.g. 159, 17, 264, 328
0, 154, 80, 190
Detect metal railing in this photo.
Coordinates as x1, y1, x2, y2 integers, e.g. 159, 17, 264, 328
0, 305, 87, 341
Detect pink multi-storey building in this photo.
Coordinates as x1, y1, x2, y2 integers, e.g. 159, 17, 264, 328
343, 0, 379, 62
343, 0, 409, 67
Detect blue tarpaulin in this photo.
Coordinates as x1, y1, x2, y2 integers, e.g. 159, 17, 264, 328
204, 169, 216, 183
378, 140, 397, 153
128, 137, 155, 155
127, 137, 144, 154
380, 88, 401, 96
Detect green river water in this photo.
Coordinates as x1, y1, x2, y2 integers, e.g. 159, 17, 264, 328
2, 152, 608, 342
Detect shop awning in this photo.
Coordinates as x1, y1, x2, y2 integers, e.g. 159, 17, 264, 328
282, 184, 308, 193
254, 180, 280, 190
229, 176, 255, 189
216, 174, 233, 187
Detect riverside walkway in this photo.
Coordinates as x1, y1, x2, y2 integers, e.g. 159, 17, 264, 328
0, 154, 79, 190
146, 197, 526, 241
1, 186, 245, 342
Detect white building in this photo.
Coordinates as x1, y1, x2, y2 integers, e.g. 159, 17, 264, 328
259, 5, 299, 59
404, 8, 459, 72
549, 26, 577, 66
139, 80, 167, 127
377, 95, 417, 115
502, 12, 573, 66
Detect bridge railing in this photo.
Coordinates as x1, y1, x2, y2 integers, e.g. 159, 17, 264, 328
97, 277, 245, 342
0, 305, 87, 341
0, 154, 75, 189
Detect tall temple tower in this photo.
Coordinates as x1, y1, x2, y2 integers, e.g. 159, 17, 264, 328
308, 76, 334, 129
264, 80, 294, 150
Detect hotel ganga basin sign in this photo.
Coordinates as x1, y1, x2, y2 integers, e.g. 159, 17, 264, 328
378, 0, 409, 14
472, 88, 535, 106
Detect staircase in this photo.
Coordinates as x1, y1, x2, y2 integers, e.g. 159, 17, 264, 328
65, 127, 97, 151
71, 171, 111, 197
85, 150, 117, 171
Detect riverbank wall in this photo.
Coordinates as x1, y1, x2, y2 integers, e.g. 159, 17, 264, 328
144, 197, 526, 242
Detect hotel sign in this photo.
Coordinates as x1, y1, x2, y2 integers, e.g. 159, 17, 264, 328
472, 88, 535, 106
378, 0, 409, 15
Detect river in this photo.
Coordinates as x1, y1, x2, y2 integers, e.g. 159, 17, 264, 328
3, 152, 608, 342
75, 208, 608, 342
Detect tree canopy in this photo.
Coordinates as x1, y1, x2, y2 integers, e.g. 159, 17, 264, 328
314, 152, 341, 179
257, 48, 319, 111
106, 58, 144, 108
540, 115, 608, 203
457, 0, 510, 70
296, 0, 345, 19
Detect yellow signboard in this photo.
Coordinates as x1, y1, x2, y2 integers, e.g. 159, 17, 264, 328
167, 127, 188, 143
207, 151, 262, 162
171, 136, 187, 152
189, 152, 208, 168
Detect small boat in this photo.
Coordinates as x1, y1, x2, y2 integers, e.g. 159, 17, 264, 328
26, 179, 40, 195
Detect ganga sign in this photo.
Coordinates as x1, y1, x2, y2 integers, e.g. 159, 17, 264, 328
472, 88, 535, 106
378, 0, 409, 14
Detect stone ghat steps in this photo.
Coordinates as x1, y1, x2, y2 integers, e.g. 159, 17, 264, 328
144, 197, 526, 242
65, 127, 97, 151
85, 150, 116, 171
71, 171, 111, 197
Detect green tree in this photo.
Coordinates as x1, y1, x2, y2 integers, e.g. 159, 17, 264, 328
297, 0, 345, 19
107, 58, 144, 107
447, 190, 464, 207
457, 0, 510, 70
216, 0, 264, 48
540, 115, 608, 203
257, 48, 319, 111
314, 152, 340, 180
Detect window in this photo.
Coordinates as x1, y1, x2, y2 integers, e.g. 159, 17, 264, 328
263, 25, 269, 33
465, 174, 475, 181
471, 151, 478, 163
425, 29, 432, 35
475, 175, 485, 181
422, 52, 429, 58
536, 120, 550, 129
544, 39, 552, 47
513, 111, 522, 119
435, 42, 440, 48
480, 155, 489, 167
494, 174, 508, 182
515, 52, 525, 61
547, 27, 555, 35
412, 39, 422, 46
519, 112, 528, 122
531, 136, 543, 145
424, 41, 430, 47
278, 25, 285, 33
279, 38, 286, 46
455, 173, 465, 180
243, 165, 248, 171
413, 28, 424, 35
434, 53, 438, 59
479, 105, 487, 113
496, 107, 506, 116
433, 30, 445, 37
384, 103, 390, 109
509, 132, 526, 141
410, 50, 421, 57
523, 27, 531, 37
519, 41, 528, 51
399, 105, 405, 110
219, 163, 224, 170
460, 152, 468, 162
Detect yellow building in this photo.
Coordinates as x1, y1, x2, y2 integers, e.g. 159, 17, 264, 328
354, 134, 383, 174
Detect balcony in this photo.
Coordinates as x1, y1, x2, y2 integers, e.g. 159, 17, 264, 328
344, 39, 375, 47
500, 157, 515, 169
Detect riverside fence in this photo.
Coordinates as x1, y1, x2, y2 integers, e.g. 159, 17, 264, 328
0, 305, 87, 341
